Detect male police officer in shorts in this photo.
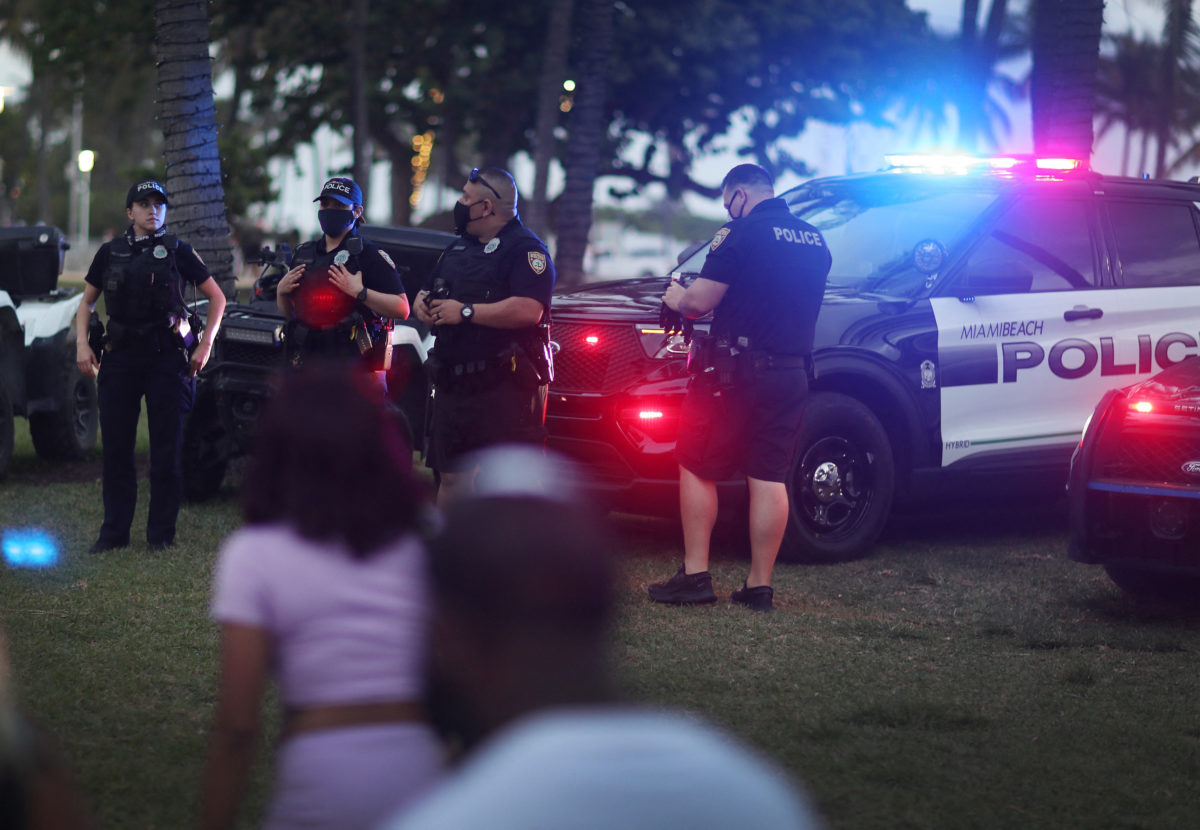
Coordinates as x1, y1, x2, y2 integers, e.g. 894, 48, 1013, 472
412, 167, 556, 507
648, 164, 830, 611
275, 177, 409, 377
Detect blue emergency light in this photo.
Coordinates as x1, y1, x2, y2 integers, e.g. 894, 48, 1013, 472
2, 528, 60, 569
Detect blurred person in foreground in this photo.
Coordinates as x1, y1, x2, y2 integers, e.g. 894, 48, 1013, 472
650, 163, 830, 611
201, 363, 442, 830
0, 626, 95, 829
381, 446, 822, 830
412, 167, 556, 506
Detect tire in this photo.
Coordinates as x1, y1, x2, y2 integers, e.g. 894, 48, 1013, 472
29, 348, 99, 461
0, 381, 13, 480
181, 385, 228, 502
1104, 564, 1200, 606
780, 392, 895, 563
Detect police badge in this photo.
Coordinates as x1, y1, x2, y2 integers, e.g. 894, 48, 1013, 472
334, 250, 350, 266
153, 245, 168, 260
484, 238, 501, 254
527, 251, 547, 274
709, 228, 731, 252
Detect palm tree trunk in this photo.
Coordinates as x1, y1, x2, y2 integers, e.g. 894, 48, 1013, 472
350, 0, 370, 186
154, 0, 235, 299
527, 0, 574, 238
555, 0, 614, 290
1030, 0, 1105, 160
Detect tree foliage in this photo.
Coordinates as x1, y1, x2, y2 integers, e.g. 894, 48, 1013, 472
0, 0, 1025, 239
603, 0, 936, 197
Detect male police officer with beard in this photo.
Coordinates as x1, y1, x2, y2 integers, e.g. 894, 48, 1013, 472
74, 179, 227, 552
275, 177, 409, 379
649, 164, 830, 611
412, 167, 556, 506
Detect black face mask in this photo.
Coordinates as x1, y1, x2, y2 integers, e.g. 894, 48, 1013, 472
453, 200, 484, 236
318, 208, 355, 237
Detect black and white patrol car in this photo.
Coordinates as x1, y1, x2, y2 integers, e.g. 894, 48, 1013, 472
547, 155, 1200, 562
1068, 354, 1200, 602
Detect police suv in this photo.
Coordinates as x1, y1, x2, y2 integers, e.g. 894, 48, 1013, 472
546, 155, 1200, 562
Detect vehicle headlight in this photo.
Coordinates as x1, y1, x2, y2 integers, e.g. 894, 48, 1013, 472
637, 327, 690, 360
224, 324, 284, 346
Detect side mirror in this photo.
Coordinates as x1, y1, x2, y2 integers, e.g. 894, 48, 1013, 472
962, 259, 1034, 296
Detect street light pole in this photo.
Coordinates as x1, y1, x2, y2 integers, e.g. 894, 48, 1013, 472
77, 149, 94, 251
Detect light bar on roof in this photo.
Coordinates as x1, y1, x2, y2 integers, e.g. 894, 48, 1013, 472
1035, 158, 1081, 170
884, 154, 1085, 175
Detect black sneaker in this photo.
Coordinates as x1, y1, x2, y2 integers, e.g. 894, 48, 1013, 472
730, 583, 773, 612
88, 537, 129, 553
648, 566, 717, 605
146, 539, 175, 552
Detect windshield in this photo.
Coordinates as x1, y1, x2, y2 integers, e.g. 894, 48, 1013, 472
787, 179, 998, 296
672, 177, 1000, 299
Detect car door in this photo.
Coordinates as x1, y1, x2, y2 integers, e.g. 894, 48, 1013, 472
930, 193, 1124, 468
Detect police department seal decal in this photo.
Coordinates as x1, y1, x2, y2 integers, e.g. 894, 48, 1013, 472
334, 250, 350, 266
710, 228, 731, 252
920, 359, 937, 389
153, 245, 167, 260
528, 251, 547, 274
484, 238, 501, 254
377, 249, 396, 269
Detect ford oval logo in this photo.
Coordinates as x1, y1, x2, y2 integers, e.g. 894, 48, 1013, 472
1182, 461, 1200, 477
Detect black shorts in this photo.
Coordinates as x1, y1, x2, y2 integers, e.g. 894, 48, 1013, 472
675, 368, 807, 483
426, 377, 547, 472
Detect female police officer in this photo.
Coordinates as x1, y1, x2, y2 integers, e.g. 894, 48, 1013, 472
73, 179, 227, 552
274, 177, 409, 383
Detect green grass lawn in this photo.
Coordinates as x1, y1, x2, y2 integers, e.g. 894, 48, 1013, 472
1, 422, 1198, 829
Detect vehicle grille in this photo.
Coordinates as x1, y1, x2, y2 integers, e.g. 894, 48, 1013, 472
550, 321, 651, 393
1095, 427, 1200, 486
220, 340, 285, 368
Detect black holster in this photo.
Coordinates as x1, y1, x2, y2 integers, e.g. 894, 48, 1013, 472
686, 335, 736, 387
88, 312, 106, 363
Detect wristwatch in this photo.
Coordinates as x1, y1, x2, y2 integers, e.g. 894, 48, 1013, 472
461, 303, 475, 322
356, 286, 368, 302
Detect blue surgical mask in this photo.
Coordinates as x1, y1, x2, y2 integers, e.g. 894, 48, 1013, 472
318, 208, 355, 237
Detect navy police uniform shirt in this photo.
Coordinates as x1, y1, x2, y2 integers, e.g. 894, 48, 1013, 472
700, 197, 830, 357
85, 227, 212, 322
425, 217, 555, 364
288, 228, 404, 336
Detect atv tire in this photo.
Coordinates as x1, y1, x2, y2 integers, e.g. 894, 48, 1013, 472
29, 347, 99, 461
182, 385, 228, 502
0, 381, 13, 480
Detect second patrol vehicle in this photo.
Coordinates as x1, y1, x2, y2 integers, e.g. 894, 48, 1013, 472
547, 155, 1200, 561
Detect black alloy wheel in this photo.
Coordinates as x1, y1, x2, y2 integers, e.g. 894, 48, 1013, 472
780, 392, 895, 563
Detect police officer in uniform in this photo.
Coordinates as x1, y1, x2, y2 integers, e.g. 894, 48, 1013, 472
648, 164, 830, 611
74, 179, 228, 552
275, 177, 409, 379
412, 167, 556, 506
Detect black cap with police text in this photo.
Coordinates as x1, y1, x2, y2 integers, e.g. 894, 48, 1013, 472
314, 177, 363, 207
125, 180, 169, 208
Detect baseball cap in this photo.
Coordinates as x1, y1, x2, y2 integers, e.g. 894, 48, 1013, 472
314, 177, 363, 207
126, 180, 169, 208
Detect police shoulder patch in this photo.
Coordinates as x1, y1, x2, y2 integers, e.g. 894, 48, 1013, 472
710, 227, 731, 252
377, 249, 396, 269
527, 250, 548, 275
